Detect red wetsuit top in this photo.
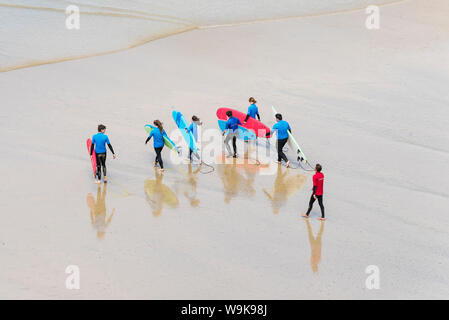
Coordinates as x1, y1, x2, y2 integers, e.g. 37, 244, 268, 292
313, 172, 324, 196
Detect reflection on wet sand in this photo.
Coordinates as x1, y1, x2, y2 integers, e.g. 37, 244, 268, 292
216, 154, 256, 203
305, 219, 325, 273
263, 165, 307, 214
86, 184, 115, 239
144, 168, 179, 217
184, 163, 201, 207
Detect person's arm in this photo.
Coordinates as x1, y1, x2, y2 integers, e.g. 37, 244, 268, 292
268, 123, 278, 137
288, 123, 292, 134
106, 137, 116, 158
312, 176, 317, 197
237, 118, 242, 126
90, 142, 95, 156
145, 131, 153, 144
244, 114, 250, 122
256, 113, 260, 121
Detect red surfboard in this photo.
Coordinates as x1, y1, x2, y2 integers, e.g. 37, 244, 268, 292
216, 107, 271, 138
86, 138, 97, 177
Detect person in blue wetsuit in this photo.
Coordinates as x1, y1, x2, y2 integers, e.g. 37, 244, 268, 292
185, 115, 202, 162
270, 113, 291, 167
145, 120, 168, 172
222, 110, 241, 158
90, 124, 116, 183
244, 97, 260, 123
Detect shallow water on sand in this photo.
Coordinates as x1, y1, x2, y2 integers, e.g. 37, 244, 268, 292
0, 0, 397, 71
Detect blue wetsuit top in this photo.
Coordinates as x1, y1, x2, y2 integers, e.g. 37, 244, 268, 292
272, 120, 291, 140
247, 104, 259, 119
225, 117, 242, 133
148, 128, 167, 148
92, 132, 111, 153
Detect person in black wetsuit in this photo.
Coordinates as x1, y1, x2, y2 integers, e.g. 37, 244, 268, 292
90, 124, 116, 183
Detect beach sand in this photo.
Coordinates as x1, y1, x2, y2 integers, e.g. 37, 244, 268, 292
0, 0, 448, 299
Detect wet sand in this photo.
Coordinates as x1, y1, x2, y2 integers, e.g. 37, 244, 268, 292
1, 0, 449, 299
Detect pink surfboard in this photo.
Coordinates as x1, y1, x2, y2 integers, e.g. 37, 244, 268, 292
86, 138, 97, 177
216, 107, 271, 138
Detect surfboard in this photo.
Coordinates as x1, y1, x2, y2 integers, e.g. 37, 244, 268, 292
217, 119, 256, 141
144, 124, 179, 154
272, 106, 308, 163
172, 110, 198, 157
216, 107, 271, 138
86, 138, 97, 177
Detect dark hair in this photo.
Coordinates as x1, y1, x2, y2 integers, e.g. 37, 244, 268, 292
98, 124, 106, 132
275, 113, 282, 120
153, 120, 163, 133
315, 164, 322, 172
249, 97, 257, 104
226, 110, 232, 117
192, 115, 199, 121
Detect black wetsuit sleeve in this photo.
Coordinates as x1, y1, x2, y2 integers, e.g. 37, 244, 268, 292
256, 113, 260, 121
244, 114, 250, 122
312, 186, 317, 195
90, 143, 95, 156
107, 143, 115, 154
145, 137, 151, 144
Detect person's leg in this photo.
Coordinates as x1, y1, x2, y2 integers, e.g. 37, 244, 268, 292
277, 138, 288, 163
232, 135, 237, 156
317, 195, 325, 219
95, 153, 102, 180
99, 153, 107, 178
155, 147, 164, 169
305, 194, 316, 216
189, 147, 193, 161
224, 133, 232, 155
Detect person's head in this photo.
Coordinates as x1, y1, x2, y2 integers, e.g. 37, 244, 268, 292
153, 120, 163, 133
192, 115, 199, 122
249, 97, 257, 104
226, 110, 232, 118
275, 113, 282, 122
98, 124, 106, 133
315, 164, 322, 172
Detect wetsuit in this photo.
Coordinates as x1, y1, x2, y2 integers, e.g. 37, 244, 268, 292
90, 132, 115, 180
244, 104, 260, 122
224, 116, 241, 156
271, 120, 291, 163
187, 122, 199, 160
146, 128, 167, 169
305, 171, 325, 218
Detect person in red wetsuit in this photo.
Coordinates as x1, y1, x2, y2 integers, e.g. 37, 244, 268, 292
302, 164, 325, 220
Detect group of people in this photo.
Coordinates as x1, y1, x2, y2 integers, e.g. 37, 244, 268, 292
89, 97, 326, 220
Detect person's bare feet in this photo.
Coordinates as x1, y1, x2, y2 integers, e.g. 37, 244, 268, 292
286, 161, 290, 168
95, 180, 101, 184
301, 213, 308, 218
160, 168, 165, 173
317, 217, 325, 221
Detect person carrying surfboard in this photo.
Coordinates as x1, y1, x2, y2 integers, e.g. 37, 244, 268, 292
185, 115, 201, 162
90, 124, 116, 184
270, 113, 291, 168
243, 97, 260, 123
302, 164, 325, 220
145, 120, 168, 172
222, 110, 242, 158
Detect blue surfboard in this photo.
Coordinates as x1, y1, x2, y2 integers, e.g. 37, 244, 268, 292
172, 110, 198, 156
218, 120, 256, 141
